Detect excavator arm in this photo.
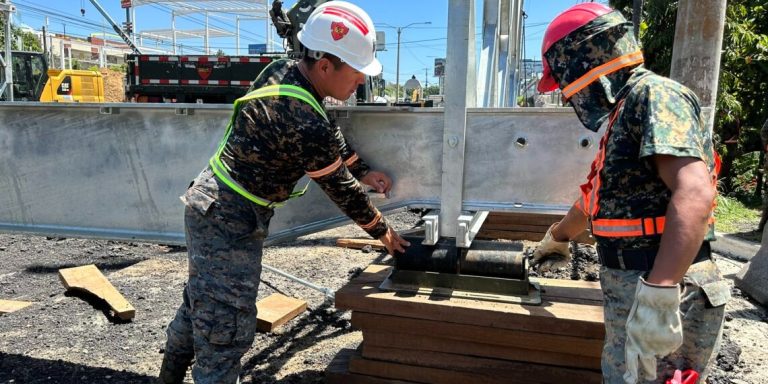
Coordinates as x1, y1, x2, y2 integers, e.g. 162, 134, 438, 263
270, 0, 330, 57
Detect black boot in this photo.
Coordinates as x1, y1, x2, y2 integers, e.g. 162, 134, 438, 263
157, 354, 193, 384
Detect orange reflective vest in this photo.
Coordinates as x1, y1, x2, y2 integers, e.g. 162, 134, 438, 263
575, 100, 720, 238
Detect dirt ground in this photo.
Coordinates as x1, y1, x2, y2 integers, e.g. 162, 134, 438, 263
0, 209, 766, 384
100, 68, 125, 103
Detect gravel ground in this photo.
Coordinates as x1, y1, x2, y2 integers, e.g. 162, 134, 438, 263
0, 209, 766, 384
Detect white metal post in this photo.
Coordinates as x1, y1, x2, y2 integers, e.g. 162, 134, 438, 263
171, 12, 176, 54
205, 11, 209, 54
440, 0, 477, 239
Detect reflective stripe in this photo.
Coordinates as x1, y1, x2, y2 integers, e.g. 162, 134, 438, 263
593, 216, 716, 238
562, 51, 645, 100
209, 85, 328, 208
578, 100, 625, 218
344, 152, 360, 166
306, 157, 343, 178
592, 217, 665, 237
359, 211, 382, 230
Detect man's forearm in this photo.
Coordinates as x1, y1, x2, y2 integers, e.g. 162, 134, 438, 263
551, 202, 591, 242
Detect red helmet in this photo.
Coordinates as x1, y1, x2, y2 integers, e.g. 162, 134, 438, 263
537, 3, 613, 93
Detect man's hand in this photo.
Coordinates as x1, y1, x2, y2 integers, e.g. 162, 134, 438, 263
623, 277, 683, 384
531, 222, 571, 272
378, 227, 410, 255
361, 171, 392, 194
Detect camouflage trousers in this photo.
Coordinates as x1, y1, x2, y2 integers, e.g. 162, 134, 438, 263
600, 260, 730, 384
162, 168, 274, 384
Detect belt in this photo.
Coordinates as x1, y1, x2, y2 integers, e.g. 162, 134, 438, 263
597, 242, 711, 271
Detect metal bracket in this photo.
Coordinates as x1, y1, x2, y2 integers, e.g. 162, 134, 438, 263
456, 210, 489, 248
422, 210, 439, 245
175, 108, 192, 116
99, 106, 117, 115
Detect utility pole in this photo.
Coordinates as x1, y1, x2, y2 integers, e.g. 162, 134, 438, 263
670, 0, 726, 132
0, 0, 14, 101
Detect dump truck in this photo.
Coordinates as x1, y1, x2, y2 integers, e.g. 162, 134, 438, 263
124, 53, 277, 103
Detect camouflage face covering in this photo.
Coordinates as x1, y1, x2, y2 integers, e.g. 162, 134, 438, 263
544, 11, 641, 131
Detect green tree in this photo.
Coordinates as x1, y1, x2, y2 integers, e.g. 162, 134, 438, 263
609, 0, 768, 197
423, 85, 441, 97
13, 27, 41, 52
0, 16, 42, 52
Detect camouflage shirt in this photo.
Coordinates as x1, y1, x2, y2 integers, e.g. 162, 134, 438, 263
216, 59, 389, 238
595, 67, 716, 249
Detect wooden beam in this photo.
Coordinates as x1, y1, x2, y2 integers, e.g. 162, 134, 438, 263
0, 299, 33, 315
485, 212, 563, 226
58, 264, 135, 320
336, 238, 386, 251
326, 348, 420, 384
361, 330, 601, 370
476, 230, 546, 241
256, 293, 307, 332
335, 265, 604, 339
352, 312, 603, 357
361, 344, 602, 383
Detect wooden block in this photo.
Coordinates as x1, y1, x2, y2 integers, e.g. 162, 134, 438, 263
360, 344, 601, 384
335, 265, 604, 339
476, 229, 546, 241
480, 223, 552, 233
256, 293, 307, 332
362, 330, 601, 370
352, 312, 603, 357
336, 238, 386, 251
349, 354, 501, 384
485, 212, 563, 226
58, 264, 135, 320
0, 299, 33, 315
326, 348, 419, 384
536, 278, 603, 304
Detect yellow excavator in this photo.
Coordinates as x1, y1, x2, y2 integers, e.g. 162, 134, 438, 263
2, 51, 105, 102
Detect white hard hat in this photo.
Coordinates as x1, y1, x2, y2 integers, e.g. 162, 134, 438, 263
297, 1, 382, 76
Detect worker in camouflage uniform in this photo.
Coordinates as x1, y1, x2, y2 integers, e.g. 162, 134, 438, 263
759, 118, 768, 231
531, 4, 730, 383
158, 2, 410, 383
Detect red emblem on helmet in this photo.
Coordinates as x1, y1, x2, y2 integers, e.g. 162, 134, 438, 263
330, 21, 349, 41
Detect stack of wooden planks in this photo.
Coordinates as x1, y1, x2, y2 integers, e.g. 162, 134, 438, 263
477, 212, 564, 242
328, 264, 605, 384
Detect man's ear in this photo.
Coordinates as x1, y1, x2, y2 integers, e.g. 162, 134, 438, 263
317, 57, 333, 76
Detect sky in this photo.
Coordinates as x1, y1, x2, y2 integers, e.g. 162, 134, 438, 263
11, 0, 608, 86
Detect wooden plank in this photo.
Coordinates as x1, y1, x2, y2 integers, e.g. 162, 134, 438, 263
536, 278, 603, 303
58, 264, 135, 320
335, 265, 604, 339
476, 229, 546, 241
362, 330, 601, 370
352, 312, 603, 357
349, 354, 505, 384
0, 299, 34, 315
256, 293, 307, 332
336, 238, 386, 251
326, 348, 420, 384
361, 344, 602, 384
479, 223, 551, 233
485, 212, 563, 226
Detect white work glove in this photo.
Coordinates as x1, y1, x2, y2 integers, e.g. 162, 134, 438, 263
623, 277, 683, 384
531, 222, 571, 272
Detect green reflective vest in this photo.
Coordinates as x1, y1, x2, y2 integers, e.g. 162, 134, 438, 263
209, 84, 328, 208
